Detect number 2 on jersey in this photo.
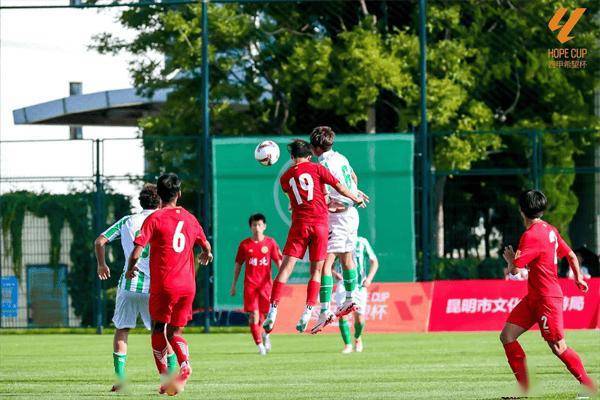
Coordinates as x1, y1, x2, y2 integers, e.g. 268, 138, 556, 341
289, 173, 314, 205
172, 221, 186, 253
548, 230, 558, 265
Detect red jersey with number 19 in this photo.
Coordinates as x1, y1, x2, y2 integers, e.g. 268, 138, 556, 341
513, 221, 571, 298
134, 206, 208, 295
280, 161, 339, 224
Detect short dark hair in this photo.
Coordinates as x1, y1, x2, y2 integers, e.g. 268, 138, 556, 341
139, 183, 160, 210
287, 139, 313, 159
248, 213, 266, 226
310, 126, 335, 151
157, 173, 181, 203
518, 189, 547, 219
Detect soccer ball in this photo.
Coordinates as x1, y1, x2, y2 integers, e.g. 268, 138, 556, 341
254, 140, 280, 166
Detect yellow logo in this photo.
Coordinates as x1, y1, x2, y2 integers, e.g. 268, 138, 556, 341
261, 246, 269, 254
548, 8, 586, 44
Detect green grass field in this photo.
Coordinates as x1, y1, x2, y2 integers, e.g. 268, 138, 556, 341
0, 330, 598, 399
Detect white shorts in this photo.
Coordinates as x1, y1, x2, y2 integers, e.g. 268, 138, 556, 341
327, 207, 359, 254
334, 281, 367, 315
112, 288, 151, 329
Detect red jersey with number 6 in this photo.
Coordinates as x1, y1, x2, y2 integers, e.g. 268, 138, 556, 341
280, 161, 339, 224
513, 221, 571, 298
134, 206, 208, 294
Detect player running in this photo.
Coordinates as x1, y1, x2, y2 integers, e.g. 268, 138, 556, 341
230, 213, 282, 355
500, 190, 597, 397
94, 184, 178, 392
127, 173, 213, 395
334, 236, 379, 353
309, 126, 364, 334
263, 139, 367, 334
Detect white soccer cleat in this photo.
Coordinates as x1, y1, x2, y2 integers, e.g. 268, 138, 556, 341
296, 308, 312, 333
355, 339, 363, 353
263, 306, 278, 333
341, 345, 353, 354
335, 299, 358, 318
310, 310, 335, 335
257, 343, 267, 356
262, 332, 271, 352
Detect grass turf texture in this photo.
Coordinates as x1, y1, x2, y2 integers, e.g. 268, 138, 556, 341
0, 331, 597, 399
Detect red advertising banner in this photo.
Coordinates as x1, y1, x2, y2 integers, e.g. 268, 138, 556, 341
273, 282, 433, 334
428, 278, 600, 332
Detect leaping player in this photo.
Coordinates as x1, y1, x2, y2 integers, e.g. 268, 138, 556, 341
262, 139, 367, 334
500, 189, 597, 397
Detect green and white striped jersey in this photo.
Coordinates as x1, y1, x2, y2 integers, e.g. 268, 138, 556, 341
101, 209, 155, 294
318, 150, 358, 207
335, 237, 377, 284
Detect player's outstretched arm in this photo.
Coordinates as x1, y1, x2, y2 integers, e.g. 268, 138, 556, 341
231, 262, 242, 296
94, 235, 111, 280
126, 245, 143, 279
334, 182, 369, 208
566, 250, 588, 293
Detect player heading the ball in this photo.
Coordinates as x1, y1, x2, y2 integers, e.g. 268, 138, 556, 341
263, 139, 368, 334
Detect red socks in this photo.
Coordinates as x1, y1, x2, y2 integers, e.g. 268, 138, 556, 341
168, 335, 190, 366
306, 280, 320, 307
151, 331, 168, 375
558, 348, 593, 386
271, 280, 285, 304
503, 341, 529, 391
249, 323, 262, 345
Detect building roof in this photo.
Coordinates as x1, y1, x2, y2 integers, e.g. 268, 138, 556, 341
12, 88, 170, 127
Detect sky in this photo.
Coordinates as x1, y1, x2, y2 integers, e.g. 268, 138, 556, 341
0, 1, 145, 207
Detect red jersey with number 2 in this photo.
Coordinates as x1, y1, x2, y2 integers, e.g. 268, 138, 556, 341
513, 221, 571, 298
235, 237, 282, 287
134, 207, 208, 294
280, 161, 339, 224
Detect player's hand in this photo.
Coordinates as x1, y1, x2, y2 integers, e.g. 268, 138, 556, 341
503, 245, 516, 265
125, 265, 138, 280
199, 251, 213, 265
97, 264, 110, 280
575, 277, 588, 293
230, 286, 236, 296
363, 278, 372, 288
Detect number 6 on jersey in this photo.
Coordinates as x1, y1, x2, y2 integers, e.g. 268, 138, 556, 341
172, 221, 186, 253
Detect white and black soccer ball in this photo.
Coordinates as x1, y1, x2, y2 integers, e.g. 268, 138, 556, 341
254, 140, 280, 166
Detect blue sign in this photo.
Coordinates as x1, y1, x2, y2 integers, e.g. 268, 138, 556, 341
1, 276, 18, 318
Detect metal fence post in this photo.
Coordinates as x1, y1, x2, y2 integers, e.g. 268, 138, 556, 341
201, 0, 212, 333
531, 130, 541, 190
418, 0, 430, 280
94, 139, 104, 334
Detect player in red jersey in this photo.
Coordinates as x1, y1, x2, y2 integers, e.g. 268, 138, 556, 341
263, 139, 367, 334
127, 173, 213, 395
500, 190, 597, 397
230, 213, 282, 355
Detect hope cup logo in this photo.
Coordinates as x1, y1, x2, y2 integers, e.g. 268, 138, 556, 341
547, 7, 588, 69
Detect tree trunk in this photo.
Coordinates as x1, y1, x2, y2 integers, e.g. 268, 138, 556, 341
366, 106, 376, 134
434, 176, 446, 258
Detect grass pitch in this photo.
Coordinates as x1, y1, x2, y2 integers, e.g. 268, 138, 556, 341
0, 330, 598, 399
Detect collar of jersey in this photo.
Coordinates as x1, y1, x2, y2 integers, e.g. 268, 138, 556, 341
319, 149, 335, 161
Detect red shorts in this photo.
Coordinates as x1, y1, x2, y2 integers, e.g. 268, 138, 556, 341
244, 284, 271, 314
149, 290, 195, 327
283, 222, 328, 261
507, 295, 564, 342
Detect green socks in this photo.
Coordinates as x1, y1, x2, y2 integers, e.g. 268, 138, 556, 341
354, 320, 365, 339
320, 275, 333, 312
113, 352, 127, 381
167, 353, 178, 374
343, 268, 357, 295
339, 319, 352, 345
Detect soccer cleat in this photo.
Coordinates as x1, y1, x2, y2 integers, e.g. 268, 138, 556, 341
158, 384, 168, 395
296, 309, 312, 333
165, 363, 192, 396
258, 343, 267, 356
355, 338, 363, 353
577, 380, 598, 399
263, 306, 278, 333
341, 345, 353, 354
335, 299, 358, 318
310, 310, 335, 335
110, 383, 124, 392
262, 332, 271, 352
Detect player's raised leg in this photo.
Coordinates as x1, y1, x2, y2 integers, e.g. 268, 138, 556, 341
337, 252, 358, 317
263, 255, 298, 333
500, 322, 530, 394
297, 260, 323, 332
311, 253, 336, 334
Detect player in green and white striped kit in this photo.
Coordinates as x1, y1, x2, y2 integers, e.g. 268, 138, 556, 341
333, 236, 379, 353
94, 184, 177, 392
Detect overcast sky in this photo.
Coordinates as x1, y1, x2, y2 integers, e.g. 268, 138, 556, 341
1, 2, 145, 205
